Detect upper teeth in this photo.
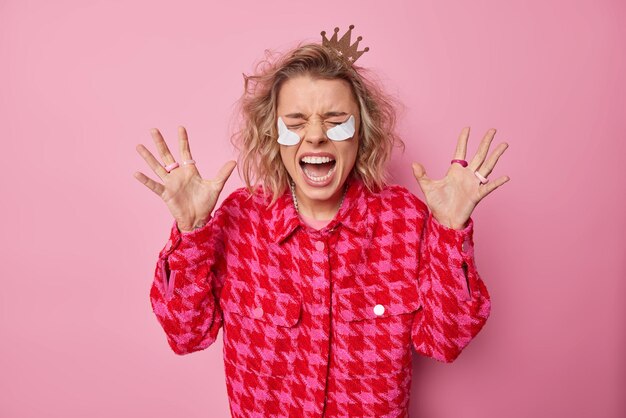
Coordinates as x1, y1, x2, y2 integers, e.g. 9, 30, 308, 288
301, 156, 334, 164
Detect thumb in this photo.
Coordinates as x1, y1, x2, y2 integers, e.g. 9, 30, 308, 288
412, 162, 429, 183
215, 160, 237, 184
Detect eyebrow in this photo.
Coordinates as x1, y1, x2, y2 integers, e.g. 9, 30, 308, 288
283, 111, 348, 119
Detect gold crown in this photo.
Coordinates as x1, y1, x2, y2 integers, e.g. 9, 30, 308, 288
320, 25, 369, 65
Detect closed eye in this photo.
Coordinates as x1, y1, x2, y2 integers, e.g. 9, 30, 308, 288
287, 120, 345, 129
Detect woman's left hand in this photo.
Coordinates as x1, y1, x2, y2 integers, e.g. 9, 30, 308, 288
411, 127, 510, 230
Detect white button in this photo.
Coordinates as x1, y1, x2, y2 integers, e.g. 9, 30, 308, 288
315, 241, 325, 251
252, 307, 263, 318
373, 304, 385, 316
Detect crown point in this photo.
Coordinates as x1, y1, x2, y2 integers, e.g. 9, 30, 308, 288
364, 47, 370, 51
319, 25, 369, 65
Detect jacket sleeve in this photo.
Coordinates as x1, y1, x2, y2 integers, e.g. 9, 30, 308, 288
411, 207, 492, 363
149, 197, 231, 355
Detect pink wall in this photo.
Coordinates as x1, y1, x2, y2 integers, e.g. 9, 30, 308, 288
1, 0, 624, 417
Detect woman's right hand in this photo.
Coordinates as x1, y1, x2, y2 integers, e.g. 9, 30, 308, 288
133, 126, 237, 233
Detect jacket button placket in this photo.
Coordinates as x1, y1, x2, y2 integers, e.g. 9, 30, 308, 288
309, 232, 332, 416
312, 238, 327, 303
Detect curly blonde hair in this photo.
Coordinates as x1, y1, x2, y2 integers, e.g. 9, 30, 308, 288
230, 42, 405, 205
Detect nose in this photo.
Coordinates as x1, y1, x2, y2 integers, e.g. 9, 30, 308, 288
304, 120, 328, 145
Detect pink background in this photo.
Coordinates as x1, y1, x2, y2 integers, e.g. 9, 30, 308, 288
1, 0, 624, 417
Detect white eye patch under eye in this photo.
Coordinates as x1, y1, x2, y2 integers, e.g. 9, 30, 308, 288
326, 115, 355, 141
276, 114, 356, 145
277, 117, 302, 146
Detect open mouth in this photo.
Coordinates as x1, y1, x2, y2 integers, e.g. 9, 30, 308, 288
299, 155, 337, 183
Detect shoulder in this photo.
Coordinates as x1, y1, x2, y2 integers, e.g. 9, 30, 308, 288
366, 182, 429, 216
221, 186, 255, 206
216, 185, 274, 216
218, 186, 257, 209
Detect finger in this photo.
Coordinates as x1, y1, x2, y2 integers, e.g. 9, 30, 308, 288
133, 171, 165, 197
469, 128, 497, 171
178, 125, 194, 162
478, 175, 510, 200
136, 143, 169, 180
453, 127, 470, 160
411, 162, 430, 187
476, 142, 509, 177
150, 128, 177, 165
214, 160, 237, 185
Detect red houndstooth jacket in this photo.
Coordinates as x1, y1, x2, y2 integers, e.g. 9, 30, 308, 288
149, 174, 491, 417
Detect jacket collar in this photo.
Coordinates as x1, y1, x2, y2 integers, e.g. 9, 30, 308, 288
270, 174, 369, 244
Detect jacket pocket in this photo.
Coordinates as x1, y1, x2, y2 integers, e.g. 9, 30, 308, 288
333, 280, 421, 377
220, 278, 302, 377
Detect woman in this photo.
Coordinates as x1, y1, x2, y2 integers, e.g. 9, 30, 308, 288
134, 27, 509, 418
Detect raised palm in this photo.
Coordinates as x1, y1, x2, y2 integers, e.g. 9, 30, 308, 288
133, 126, 236, 232
412, 127, 510, 230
